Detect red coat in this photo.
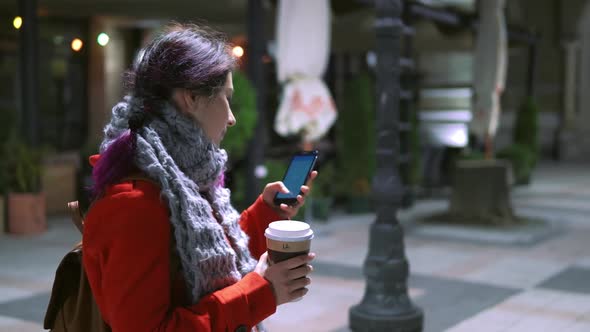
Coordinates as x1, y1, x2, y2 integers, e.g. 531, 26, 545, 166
83, 156, 281, 331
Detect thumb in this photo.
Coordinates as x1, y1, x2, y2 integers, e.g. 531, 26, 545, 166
280, 183, 289, 193
270, 181, 289, 193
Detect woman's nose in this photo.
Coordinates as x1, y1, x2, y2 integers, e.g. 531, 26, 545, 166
228, 111, 236, 127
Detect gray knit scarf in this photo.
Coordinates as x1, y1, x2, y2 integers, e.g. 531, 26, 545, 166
100, 96, 257, 304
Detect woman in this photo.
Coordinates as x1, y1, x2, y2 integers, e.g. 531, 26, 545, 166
82, 23, 316, 331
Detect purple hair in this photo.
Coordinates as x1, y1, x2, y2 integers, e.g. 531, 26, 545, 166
91, 131, 136, 197
91, 22, 237, 197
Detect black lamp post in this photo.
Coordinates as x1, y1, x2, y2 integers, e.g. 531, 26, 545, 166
349, 0, 424, 331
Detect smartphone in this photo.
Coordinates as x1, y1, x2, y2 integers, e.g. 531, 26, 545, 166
274, 150, 319, 206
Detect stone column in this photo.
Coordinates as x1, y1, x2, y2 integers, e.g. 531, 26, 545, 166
88, 18, 128, 145
88, 17, 107, 144
558, 4, 590, 161
563, 40, 580, 130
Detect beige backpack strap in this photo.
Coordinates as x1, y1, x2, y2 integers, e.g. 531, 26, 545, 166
68, 201, 84, 234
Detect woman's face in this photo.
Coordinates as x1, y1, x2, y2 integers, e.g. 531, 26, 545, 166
181, 72, 236, 146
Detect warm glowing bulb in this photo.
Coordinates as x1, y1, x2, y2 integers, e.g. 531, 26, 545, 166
13, 16, 22, 30
97, 33, 110, 46
232, 46, 244, 58
71, 38, 83, 52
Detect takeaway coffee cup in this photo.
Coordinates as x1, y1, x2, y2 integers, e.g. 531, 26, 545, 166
265, 220, 314, 301
264, 220, 314, 264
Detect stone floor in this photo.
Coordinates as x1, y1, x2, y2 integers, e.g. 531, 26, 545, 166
0, 162, 589, 331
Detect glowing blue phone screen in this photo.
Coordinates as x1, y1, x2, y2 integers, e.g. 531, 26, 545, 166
276, 155, 316, 199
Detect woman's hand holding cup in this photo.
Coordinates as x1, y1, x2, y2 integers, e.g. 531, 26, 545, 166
255, 252, 315, 305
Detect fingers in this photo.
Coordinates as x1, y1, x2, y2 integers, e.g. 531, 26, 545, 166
300, 186, 311, 196
288, 277, 311, 293
266, 253, 316, 304
298, 171, 315, 200
266, 181, 289, 194
278, 188, 308, 214
289, 287, 309, 301
296, 194, 305, 206
306, 171, 318, 187
280, 203, 298, 216
279, 252, 315, 270
287, 264, 313, 280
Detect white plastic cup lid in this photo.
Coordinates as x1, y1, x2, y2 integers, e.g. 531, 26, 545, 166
265, 220, 314, 242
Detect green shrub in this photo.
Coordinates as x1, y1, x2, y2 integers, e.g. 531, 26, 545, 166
458, 150, 486, 161
494, 97, 539, 185
230, 158, 288, 211
263, 158, 289, 184
4, 139, 43, 193
335, 71, 375, 200
496, 143, 535, 185
0, 109, 15, 194
311, 161, 335, 199
513, 97, 539, 165
222, 70, 258, 163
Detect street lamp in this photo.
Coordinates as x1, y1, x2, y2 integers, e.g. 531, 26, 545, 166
232, 45, 245, 58
71, 38, 83, 52
97, 33, 110, 47
349, 0, 424, 331
13, 16, 23, 30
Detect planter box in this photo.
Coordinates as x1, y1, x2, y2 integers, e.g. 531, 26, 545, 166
449, 159, 516, 225
8, 192, 46, 235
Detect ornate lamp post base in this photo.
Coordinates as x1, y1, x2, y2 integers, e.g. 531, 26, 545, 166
349, 223, 423, 332
350, 306, 423, 332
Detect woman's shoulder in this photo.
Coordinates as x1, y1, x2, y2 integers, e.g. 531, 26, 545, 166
85, 179, 169, 236
101, 179, 163, 208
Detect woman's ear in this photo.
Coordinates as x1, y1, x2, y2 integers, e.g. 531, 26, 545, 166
184, 91, 199, 112
172, 89, 198, 116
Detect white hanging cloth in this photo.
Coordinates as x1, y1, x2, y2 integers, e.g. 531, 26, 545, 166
470, 0, 508, 141
274, 0, 337, 142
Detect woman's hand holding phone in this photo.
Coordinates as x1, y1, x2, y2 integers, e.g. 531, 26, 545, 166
261, 171, 318, 219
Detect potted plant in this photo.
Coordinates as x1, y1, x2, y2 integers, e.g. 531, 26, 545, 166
5, 138, 46, 235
